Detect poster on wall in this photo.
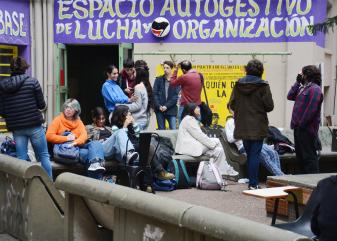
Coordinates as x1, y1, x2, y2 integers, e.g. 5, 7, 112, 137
54, 0, 327, 46
0, 0, 30, 45
156, 64, 256, 126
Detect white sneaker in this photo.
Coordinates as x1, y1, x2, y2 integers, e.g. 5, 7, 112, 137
88, 162, 105, 172
225, 167, 239, 177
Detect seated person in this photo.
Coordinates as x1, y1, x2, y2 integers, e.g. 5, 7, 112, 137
46, 99, 105, 179
311, 175, 337, 241
110, 105, 174, 180
86, 107, 113, 142
225, 115, 284, 176
175, 103, 238, 180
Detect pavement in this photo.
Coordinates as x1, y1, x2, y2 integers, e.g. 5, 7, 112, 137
157, 181, 276, 225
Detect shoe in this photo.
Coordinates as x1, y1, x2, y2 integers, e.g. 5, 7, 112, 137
102, 175, 116, 184
157, 170, 175, 180
248, 185, 260, 190
126, 151, 139, 166
88, 162, 105, 172
222, 168, 239, 181
145, 185, 153, 193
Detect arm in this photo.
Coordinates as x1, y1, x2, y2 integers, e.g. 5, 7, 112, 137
124, 87, 142, 112
46, 117, 68, 144
164, 86, 180, 109
170, 68, 183, 87
33, 79, 47, 110
152, 78, 161, 110
225, 119, 236, 144
74, 121, 88, 146
299, 87, 323, 127
186, 118, 217, 149
287, 82, 301, 101
101, 83, 129, 105
263, 85, 274, 113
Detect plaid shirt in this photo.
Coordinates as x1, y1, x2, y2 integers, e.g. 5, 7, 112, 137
287, 82, 323, 136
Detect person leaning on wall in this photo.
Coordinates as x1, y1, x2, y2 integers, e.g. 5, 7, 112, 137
0, 56, 53, 179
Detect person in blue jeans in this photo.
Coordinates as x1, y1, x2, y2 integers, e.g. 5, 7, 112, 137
0, 57, 52, 179
153, 61, 180, 130
229, 59, 274, 190
46, 99, 105, 179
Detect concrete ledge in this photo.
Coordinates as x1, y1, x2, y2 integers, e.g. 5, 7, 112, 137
56, 172, 312, 241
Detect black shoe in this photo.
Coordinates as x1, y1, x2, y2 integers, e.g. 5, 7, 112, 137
125, 151, 139, 166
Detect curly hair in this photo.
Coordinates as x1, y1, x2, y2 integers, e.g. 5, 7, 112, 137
62, 98, 81, 119
10, 57, 30, 76
110, 105, 129, 129
245, 59, 264, 77
302, 65, 322, 86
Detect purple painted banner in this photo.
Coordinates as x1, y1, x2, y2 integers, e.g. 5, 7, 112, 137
54, 0, 326, 47
0, 0, 30, 46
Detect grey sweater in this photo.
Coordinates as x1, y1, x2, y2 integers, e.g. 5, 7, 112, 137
125, 84, 149, 126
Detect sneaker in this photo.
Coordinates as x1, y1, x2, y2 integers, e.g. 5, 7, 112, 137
226, 167, 239, 176
157, 170, 175, 180
88, 162, 105, 172
102, 175, 116, 184
248, 185, 260, 190
145, 185, 153, 193
126, 151, 139, 166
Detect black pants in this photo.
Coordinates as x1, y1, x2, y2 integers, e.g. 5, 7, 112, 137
294, 127, 320, 174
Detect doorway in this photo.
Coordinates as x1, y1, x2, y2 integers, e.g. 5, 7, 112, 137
67, 45, 119, 124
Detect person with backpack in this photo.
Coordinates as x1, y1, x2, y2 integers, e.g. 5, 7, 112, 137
176, 103, 238, 181
46, 99, 105, 179
0, 57, 52, 179
170, 60, 202, 123
229, 59, 274, 190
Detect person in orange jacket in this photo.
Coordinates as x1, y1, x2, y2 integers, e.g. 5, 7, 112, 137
46, 98, 105, 179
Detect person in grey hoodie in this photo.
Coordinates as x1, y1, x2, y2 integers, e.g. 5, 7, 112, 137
229, 59, 274, 190
0, 57, 52, 179
311, 175, 337, 241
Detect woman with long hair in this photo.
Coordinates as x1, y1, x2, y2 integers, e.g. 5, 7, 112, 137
176, 103, 238, 181
124, 65, 153, 130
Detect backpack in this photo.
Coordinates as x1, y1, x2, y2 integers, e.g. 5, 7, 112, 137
167, 159, 190, 189
152, 178, 176, 191
53, 131, 80, 164
0, 136, 16, 157
196, 161, 224, 190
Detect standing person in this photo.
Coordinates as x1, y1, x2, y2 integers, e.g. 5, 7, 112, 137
101, 65, 135, 116
124, 66, 153, 130
0, 57, 52, 179
176, 103, 238, 180
229, 59, 274, 189
46, 99, 105, 179
119, 59, 136, 97
311, 175, 337, 241
170, 60, 202, 122
287, 65, 323, 174
153, 61, 180, 130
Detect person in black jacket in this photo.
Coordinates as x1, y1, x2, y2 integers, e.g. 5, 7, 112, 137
0, 57, 52, 179
153, 61, 180, 130
311, 175, 337, 241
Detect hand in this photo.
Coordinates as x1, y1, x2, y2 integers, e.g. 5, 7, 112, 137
125, 88, 132, 94
67, 134, 76, 141
159, 106, 164, 112
296, 73, 303, 84
129, 95, 138, 102
123, 115, 134, 128
161, 106, 167, 112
